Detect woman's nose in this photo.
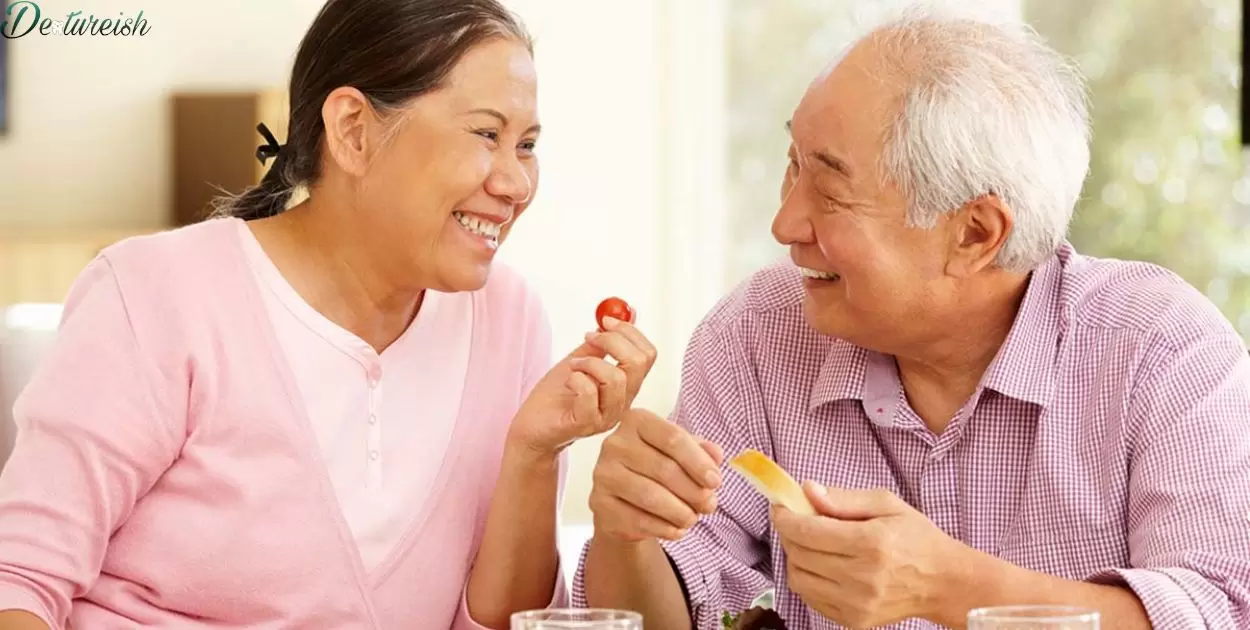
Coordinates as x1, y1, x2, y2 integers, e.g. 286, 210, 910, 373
486, 155, 533, 204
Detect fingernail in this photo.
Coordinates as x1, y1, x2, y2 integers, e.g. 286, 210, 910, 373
584, 331, 596, 341
603, 316, 620, 328
807, 481, 827, 496
705, 470, 722, 487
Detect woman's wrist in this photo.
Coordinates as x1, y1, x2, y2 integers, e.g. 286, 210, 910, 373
501, 434, 563, 474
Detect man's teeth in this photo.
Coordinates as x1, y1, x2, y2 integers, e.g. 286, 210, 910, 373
799, 267, 840, 281
453, 211, 502, 240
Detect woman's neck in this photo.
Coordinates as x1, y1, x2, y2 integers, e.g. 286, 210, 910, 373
248, 202, 424, 353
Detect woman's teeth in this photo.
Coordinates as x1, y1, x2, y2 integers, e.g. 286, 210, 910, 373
453, 211, 502, 241
799, 267, 840, 281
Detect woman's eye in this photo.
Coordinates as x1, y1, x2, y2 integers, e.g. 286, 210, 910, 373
519, 140, 537, 152
475, 130, 499, 142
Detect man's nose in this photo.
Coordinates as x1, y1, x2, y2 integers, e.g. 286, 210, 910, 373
771, 189, 814, 246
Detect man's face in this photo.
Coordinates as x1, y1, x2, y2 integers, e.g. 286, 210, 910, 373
771, 39, 962, 351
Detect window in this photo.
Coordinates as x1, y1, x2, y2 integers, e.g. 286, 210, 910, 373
1026, 0, 1250, 337
725, 0, 860, 285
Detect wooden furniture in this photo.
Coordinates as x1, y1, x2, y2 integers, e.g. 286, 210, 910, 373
0, 229, 152, 305
170, 89, 288, 226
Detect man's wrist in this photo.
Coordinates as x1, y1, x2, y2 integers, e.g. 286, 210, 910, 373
926, 543, 1008, 627
589, 530, 657, 555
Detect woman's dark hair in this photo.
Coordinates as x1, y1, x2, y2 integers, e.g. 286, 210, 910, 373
212, 0, 532, 221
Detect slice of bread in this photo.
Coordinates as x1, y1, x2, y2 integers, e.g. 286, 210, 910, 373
728, 449, 816, 515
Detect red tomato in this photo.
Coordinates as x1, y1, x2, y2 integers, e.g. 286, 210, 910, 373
595, 297, 635, 331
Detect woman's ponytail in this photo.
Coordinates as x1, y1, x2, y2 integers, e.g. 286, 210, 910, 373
212, 0, 532, 223
210, 123, 296, 221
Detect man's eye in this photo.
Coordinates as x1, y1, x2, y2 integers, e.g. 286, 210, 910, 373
824, 196, 851, 211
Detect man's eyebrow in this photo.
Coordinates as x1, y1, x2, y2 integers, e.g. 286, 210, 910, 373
785, 119, 852, 178
812, 150, 852, 178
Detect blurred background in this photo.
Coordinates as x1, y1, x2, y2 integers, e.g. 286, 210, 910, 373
1, 0, 1248, 575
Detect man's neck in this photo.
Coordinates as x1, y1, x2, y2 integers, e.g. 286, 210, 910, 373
891, 273, 1030, 434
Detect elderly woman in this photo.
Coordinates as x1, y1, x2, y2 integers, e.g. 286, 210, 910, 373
0, 1, 655, 629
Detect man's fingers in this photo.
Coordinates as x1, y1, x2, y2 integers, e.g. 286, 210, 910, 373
699, 439, 725, 466
593, 461, 699, 534
618, 439, 718, 515
785, 557, 847, 619
809, 483, 903, 521
589, 493, 686, 542
636, 418, 722, 489
782, 539, 851, 586
772, 506, 867, 556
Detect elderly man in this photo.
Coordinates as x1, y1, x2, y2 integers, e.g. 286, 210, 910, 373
571, 7, 1250, 630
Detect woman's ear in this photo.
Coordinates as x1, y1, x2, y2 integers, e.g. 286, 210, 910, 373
321, 86, 377, 177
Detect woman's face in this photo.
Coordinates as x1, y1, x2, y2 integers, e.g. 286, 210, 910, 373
349, 37, 540, 293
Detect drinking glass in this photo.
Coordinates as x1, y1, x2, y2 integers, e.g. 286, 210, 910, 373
511, 609, 642, 630
968, 606, 1099, 629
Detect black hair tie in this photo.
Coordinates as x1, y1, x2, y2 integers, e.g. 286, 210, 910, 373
255, 123, 283, 166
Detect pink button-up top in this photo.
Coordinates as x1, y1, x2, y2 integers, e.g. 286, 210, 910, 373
0, 218, 564, 628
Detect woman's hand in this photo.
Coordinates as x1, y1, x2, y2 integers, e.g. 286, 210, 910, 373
508, 316, 658, 459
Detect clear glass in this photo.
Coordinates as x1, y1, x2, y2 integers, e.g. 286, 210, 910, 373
968, 605, 1100, 629
510, 609, 642, 630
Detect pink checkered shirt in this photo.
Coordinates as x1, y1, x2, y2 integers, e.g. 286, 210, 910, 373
571, 244, 1250, 629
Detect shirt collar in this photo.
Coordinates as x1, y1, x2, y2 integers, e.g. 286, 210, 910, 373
807, 244, 1068, 412
978, 244, 1067, 408
808, 340, 868, 410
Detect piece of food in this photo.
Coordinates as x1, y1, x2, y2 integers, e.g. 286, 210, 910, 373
722, 607, 788, 629
727, 449, 816, 515
595, 297, 635, 331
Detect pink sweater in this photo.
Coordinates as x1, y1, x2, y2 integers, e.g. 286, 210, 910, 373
0, 218, 565, 628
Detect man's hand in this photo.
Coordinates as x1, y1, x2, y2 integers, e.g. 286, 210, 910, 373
772, 482, 966, 629
588, 409, 724, 542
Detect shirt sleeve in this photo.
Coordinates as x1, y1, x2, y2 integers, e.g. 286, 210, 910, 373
452, 558, 569, 630
452, 285, 568, 630
0, 257, 184, 627
1085, 326, 1250, 628
571, 313, 775, 626
452, 452, 571, 630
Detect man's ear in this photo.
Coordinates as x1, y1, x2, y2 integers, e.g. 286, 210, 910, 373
945, 193, 1012, 277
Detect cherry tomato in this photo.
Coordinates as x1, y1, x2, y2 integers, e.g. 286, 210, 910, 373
595, 297, 635, 332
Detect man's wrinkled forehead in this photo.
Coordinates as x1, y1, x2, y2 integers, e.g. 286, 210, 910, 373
811, 39, 858, 88
790, 37, 902, 182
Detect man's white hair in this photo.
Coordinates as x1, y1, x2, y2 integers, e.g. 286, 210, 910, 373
852, 3, 1091, 272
